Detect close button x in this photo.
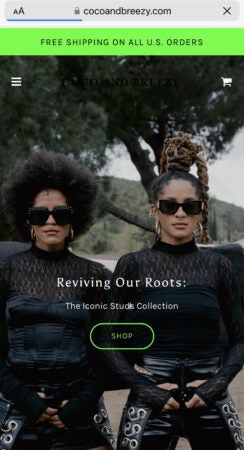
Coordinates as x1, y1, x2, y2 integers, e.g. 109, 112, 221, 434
223, 6, 232, 15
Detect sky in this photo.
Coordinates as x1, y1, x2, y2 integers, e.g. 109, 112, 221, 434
105, 128, 244, 209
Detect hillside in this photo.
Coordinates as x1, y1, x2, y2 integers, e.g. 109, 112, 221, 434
75, 177, 244, 256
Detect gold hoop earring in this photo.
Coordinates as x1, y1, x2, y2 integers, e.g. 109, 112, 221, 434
193, 222, 203, 239
68, 227, 74, 242
30, 227, 36, 241
155, 219, 161, 239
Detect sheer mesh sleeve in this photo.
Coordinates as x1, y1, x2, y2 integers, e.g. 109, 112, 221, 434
99, 248, 244, 407
196, 256, 244, 403
99, 254, 171, 410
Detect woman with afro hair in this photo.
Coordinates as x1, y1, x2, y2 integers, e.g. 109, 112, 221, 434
100, 133, 244, 450
0, 151, 114, 450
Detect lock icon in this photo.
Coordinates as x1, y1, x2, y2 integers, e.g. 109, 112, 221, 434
74, 7, 80, 14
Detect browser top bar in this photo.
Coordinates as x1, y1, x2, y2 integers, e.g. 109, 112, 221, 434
4, 1, 240, 23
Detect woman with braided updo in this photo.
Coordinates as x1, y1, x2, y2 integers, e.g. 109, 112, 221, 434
0, 151, 114, 450
101, 133, 244, 450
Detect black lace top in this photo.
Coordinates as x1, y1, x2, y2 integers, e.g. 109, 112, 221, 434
0, 245, 109, 426
100, 239, 244, 410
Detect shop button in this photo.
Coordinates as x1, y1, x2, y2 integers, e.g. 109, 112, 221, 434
90, 322, 154, 350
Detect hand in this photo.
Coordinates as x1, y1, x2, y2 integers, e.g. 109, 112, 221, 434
184, 379, 207, 408
36, 393, 69, 427
36, 407, 58, 423
185, 393, 207, 409
37, 391, 46, 399
157, 382, 179, 390
36, 392, 58, 423
186, 379, 207, 388
48, 414, 68, 429
161, 396, 180, 412
157, 382, 180, 412
48, 400, 69, 429
60, 400, 69, 408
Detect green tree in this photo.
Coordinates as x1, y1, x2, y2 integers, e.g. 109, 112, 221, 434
0, 57, 108, 239
1, 56, 244, 239
59, 56, 244, 230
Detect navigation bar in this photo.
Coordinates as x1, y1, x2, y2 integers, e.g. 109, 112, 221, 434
5, 1, 240, 22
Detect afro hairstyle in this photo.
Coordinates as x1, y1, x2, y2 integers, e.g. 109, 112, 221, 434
1, 150, 98, 241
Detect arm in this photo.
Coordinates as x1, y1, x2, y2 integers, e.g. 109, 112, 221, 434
55, 261, 110, 428
196, 256, 244, 404
0, 257, 47, 421
97, 254, 172, 410
57, 370, 104, 428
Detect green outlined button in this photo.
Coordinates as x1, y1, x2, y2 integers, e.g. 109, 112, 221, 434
90, 322, 154, 350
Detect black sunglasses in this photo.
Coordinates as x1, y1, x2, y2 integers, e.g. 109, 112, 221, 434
27, 206, 73, 225
158, 200, 203, 215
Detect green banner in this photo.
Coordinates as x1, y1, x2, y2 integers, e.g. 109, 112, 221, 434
1, 28, 244, 55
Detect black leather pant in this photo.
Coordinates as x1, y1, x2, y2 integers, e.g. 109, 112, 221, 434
140, 405, 234, 450
118, 356, 243, 450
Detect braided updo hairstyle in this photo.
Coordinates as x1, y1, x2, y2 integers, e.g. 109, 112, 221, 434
151, 132, 211, 244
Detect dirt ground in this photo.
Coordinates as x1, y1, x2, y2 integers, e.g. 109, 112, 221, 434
104, 370, 244, 449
